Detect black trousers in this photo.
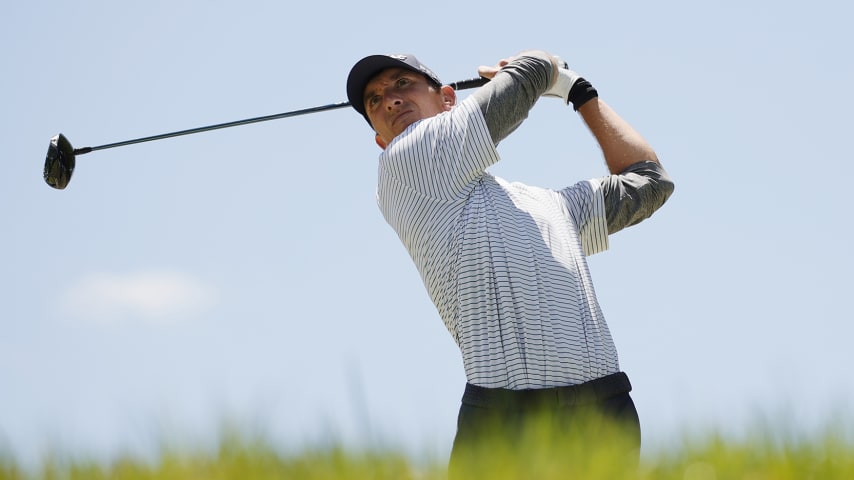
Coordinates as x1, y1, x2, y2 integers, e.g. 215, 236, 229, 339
448, 372, 641, 479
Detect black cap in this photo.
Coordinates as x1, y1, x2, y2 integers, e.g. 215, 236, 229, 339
346, 54, 442, 124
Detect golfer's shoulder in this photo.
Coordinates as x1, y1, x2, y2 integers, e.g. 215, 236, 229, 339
418, 97, 491, 141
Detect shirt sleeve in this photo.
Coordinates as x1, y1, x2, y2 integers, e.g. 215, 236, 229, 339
558, 179, 609, 256
469, 52, 554, 145
598, 161, 675, 235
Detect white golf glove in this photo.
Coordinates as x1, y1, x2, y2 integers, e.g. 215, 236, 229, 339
542, 56, 598, 110
542, 57, 581, 104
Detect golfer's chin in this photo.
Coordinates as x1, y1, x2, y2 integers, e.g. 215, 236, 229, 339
380, 113, 425, 144
396, 109, 424, 129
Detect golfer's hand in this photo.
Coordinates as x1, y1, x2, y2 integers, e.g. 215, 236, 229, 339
477, 59, 510, 80
543, 56, 582, 104
478, 52, 571, 89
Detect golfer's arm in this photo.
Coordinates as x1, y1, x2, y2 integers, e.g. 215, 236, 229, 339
578, 98, 659, 173
579, 99, 674, 233
470, 52, 553, 144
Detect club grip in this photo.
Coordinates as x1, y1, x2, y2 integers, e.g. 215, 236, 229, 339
449, 77, 489, 91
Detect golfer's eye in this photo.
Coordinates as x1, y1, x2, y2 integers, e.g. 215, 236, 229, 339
396, 77, 411, 88
367, 95, 381, 108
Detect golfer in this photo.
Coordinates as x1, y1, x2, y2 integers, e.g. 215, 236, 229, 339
346, 50, 674, 473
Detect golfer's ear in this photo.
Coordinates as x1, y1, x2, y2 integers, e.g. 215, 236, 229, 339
442, 85, 457, 109
375, 134, 388, 150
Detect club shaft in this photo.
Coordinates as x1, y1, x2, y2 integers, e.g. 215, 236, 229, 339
72, 77, 489, 155
73, 102, 350, 154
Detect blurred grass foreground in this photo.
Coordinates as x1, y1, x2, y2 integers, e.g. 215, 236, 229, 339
2, 416, 853, 480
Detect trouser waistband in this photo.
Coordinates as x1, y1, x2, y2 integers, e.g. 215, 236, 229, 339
461, 372, 632, 409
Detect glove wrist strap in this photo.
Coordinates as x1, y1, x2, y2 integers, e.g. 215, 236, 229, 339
568, 78, 598, 111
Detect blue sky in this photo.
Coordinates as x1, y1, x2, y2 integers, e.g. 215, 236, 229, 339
3, 0, 853, 467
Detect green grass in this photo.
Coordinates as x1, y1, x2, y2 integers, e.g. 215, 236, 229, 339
2, 423, 853, 479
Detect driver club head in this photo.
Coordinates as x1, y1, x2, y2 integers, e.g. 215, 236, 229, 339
44, 133, 75, 189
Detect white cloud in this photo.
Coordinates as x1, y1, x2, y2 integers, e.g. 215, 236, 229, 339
60, 269, 216, 325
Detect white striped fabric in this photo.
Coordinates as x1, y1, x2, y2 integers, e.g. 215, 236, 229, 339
377, 97, 618, 389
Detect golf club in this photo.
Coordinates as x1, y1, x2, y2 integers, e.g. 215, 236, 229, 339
43, 77, 489, 190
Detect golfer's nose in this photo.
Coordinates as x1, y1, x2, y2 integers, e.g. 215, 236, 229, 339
384, 92, 403, 110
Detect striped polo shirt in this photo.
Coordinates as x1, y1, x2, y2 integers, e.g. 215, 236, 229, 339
377, 96, 618, 390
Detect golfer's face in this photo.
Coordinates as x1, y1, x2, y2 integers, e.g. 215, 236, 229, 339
364, 68, 452, 145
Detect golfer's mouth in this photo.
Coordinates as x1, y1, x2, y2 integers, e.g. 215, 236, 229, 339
392, 109, 415, 127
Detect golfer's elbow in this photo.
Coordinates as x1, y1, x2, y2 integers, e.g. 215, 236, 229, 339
643, 161, 675, 212
606, 162, 675, 233
655, 170, 675, 211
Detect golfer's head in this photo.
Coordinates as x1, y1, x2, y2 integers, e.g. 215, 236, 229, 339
347, 54, 456, 148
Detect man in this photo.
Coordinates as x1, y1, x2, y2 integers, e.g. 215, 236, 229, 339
346, 50, 674, 474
